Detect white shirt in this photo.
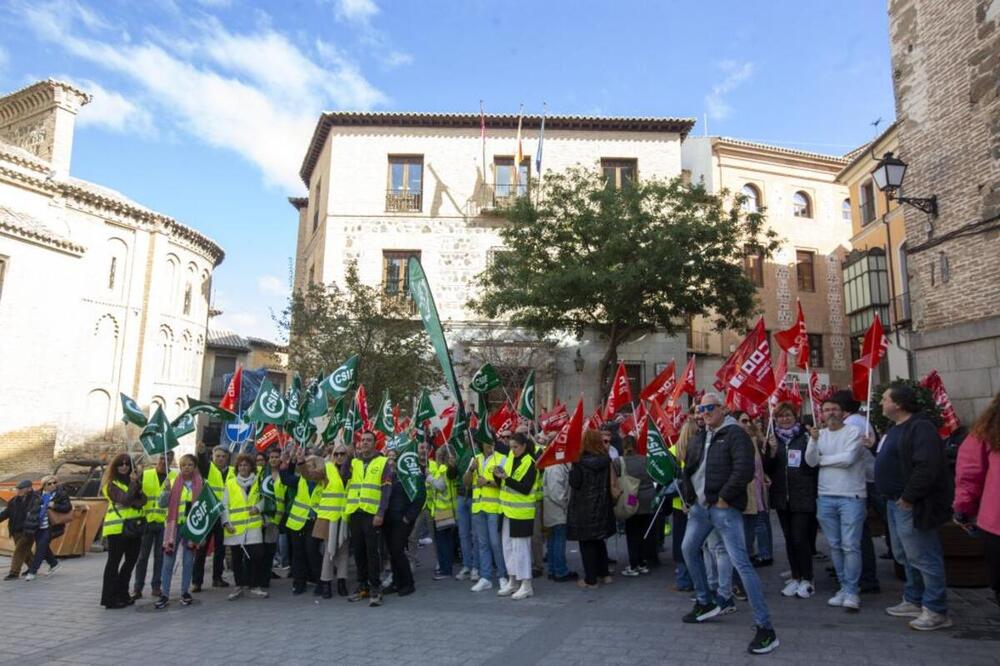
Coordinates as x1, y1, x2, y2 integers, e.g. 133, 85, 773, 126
844, 413, 876, 483
805, 424, 867, 498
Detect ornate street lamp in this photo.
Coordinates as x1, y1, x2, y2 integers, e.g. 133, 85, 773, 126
574, 349, 585, 374
870, 152, 938, 216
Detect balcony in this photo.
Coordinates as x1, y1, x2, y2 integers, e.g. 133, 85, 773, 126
385, 189, 422, 212
382, 290, 418, 316
477, 182, 531, 215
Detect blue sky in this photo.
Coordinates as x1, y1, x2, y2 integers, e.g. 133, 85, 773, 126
1, 0, 895, 340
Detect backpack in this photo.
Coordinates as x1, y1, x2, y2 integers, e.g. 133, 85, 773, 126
613, 458, 640, 521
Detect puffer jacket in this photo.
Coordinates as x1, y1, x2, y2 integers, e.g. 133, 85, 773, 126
23, 487, 73, 538
680, 420, 755, 511
567, 453, 615, 541
953, 433, 1000, 536
764, 428, 818, 513
898, 414, 954, 530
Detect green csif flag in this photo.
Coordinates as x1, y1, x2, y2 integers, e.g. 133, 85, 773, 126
120, 393, 148, 428
374, 391, 394, 436
179, 485, 224, 545
321, 396, 347, 444
185, 397, 237, 421
645, 416, 679, 486
139, 406, 181, 457
248, 377, 287, 425
284, 375, 303, 426
343, 393, 363, 443
320, 355, 359, 400
414, 389, 436, 426
516, 369, 536, 420
305, 378, 328, 419
170, 410, 196, 439
449, 408, 474, 474
470, 363, 502, 395
473, 392, 493, 446
395, 439, 423, 502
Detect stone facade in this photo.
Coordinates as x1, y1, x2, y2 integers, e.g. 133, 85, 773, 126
0, 80, 224, 475
681, 137, 853, 393
889, 0, 1000, 421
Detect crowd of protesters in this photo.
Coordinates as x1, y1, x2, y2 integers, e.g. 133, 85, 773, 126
4, 386, 1000, 657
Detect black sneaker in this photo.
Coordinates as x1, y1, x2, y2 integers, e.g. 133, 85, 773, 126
213, 579, 230, 588
369, 592, 383, 607
154, 595, 169, 610
396, 585, 415, 597
682, 601, 721, 624
382, 584, 399, 594
752, 557, 774, 568
313, 582, 325, 597
4, 573, 19, 581
347, 588, 369, 602
190, 584, 202, 593
180, 593, 193, 606
291, 585, 307, 595
748, 626, 780, 655
337, 579, 349, 597
733, 584, 747, 601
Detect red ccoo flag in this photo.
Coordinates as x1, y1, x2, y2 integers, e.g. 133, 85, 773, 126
604, 361, 633, 419
640, 360, 676, 403
920, 370, 961, 437
721, 318, 776, 409
587, 407, 605, 431
540, 402, 569, 433
670, 356, 697, 405
219, 366, 242, 412
489, 401, 517, 434
851, 314, 890, 400
355, 385, 370, 430
536, 398, 584, 469
774, 300, 810, 370
647, 398, 679, 441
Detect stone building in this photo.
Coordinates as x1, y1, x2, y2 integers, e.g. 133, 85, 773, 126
290, 112, 695, 410
681, 137, 853, 394
887, 0, 1000, 421
0, 80, 224, 474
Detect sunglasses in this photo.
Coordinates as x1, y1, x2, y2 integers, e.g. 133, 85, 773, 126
696, 404, 718, 414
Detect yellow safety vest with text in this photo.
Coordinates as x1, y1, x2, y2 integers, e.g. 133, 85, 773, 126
430, 460, 455, 524
101, 480, 143, 537
285, 477, 323, 532
316, 461, 348, 521
346, 456, 388, 516
224, 476, 262, 535
207, 463, 233, 501
471, 453, 503, 515
141, 468, 177, 524
499, 454, 536, 521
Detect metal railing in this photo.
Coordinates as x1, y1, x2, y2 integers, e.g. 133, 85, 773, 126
382, 289, 418, 315
385, 190, 422, 212
492, 182, 529, 208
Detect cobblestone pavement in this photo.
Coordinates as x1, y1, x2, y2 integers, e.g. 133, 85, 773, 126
0, 526, 997, 665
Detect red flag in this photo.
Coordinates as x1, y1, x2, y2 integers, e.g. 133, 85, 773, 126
587, 407, 605, 431
851, 314, 890, 400
774, 300, 810, 370
219, 366, 242, 412
375, 431, 387, 451
439, 404, 457, 421
355, 385, 370, 430
392, 404, 403, 434
635, 417, 649, 455
254, 423, 289, 452
721, 318, 775, 408
489, 401, 517, 434
536, 399, 584, 469
604, 361, 633, 419
920, 370, 961, 437
620, 402, 647, 438
540, 403, 569, 433
647, 398, 679, 441
726, 389, 765, 418
640, 360, 676, 403
770, 350, 789, 407
396, 416, 411, 433
670, 356, 697, 405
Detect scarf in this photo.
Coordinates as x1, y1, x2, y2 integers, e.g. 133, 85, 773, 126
774, 422, 803, 446
164, 471, 203, 552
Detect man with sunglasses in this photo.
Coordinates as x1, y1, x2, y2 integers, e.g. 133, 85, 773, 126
679, 393, 779, 656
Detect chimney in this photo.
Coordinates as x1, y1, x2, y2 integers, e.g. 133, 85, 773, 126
0, 79, 92, 178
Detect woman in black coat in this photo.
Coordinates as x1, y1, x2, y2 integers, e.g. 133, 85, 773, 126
568, 429, 617, 589
763, 402, 818, 599
23, 475, 73, 580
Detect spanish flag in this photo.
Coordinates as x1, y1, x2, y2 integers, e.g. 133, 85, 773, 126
514, 107, 524, 184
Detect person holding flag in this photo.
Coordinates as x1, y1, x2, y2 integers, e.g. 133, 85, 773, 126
465, 437, 509, 593
493, 432, 538, 600
99, 453, 147, 610
132, 452, 176, 602
220, 454, 269, 601
259, 447, 287, 589
154, 454, 202, 609
192, 442, 234, 592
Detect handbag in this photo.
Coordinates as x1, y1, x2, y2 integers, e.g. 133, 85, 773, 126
47, 507, 75, 526
111, 503, 147, 538
613, 458, 640, 521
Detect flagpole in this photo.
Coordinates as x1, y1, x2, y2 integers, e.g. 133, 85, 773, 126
806, 363, 819, 426
864, 368, 874, 434
480, 100, 487, 210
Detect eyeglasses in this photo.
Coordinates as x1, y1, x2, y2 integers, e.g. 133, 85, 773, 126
696, 404, 718, 414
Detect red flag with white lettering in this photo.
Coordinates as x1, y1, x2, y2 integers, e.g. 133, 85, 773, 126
540, 402, 569, 433
774, 300, 810, 370
670, 356, 697, 405
808, 370, 824, 425
220, 366, 242, 413
721, 318, 776, 408
536, 399, 585, 469
604, 361, 633, 419
851, 314, 890, 400
640, 360, 676, 403
489, 401, 517, 434
647, 398, 679, 441
920, 370, 961, 437
587, 407, 605, 431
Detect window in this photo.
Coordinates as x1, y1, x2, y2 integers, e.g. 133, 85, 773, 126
382, 250, 421, 300
386, 156, 423, 212
860, 180, 876, 225
601, 158, 637, 189
493, 157, 530, 204
183, 284, 192, 315
742, 184, 761, 213
0, 255, 6, 303
842, 198, 852, 222
743, 247, 765, 287
312, 177, 322, 232
793, 191, 812, 218
108, 256, 117, 290
807, 334, 824, 367
796, 250, 816, 292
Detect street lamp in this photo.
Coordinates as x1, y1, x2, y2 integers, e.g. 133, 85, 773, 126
870, 152, 938, 217
573, 349, 585, 373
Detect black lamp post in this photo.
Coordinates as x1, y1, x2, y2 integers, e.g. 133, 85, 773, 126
870, 152, 938, 217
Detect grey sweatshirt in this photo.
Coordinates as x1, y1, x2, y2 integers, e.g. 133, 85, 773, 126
805, 424, 867, 498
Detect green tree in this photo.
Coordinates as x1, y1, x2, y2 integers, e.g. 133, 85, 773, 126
276, 261, 442, 412
470, 166, 780, 390
869, 378, 942, 434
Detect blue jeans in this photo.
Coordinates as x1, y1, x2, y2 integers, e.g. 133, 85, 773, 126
472, 511, 506, 582
456, 495, 477, 570
886, 501, 948, 614
133, 523, 164, 593
276, 532, 290, 567
702, 529, 733, 602
682, 504, 772, 629
546, 524, 569, 577
435, 526, 455, 576
672, 509, 692, 589
816, 495, 866, 595
161, 538, 196, 598
753, 512, 773, 560
28, 528, 58, 574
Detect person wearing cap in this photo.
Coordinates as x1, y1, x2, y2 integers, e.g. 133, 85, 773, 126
0, 480, 37, 580
23, 474, 72, 581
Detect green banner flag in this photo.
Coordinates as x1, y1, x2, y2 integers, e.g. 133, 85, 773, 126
407, 258, 467, 425
321, 396, 347, 444
185, 396, 237, 421
120, 393, 148, 428
473, 392, 493, 446
414, 389, 436, 425
343, 393, 363, 443
290, 419, 316, 446
139, 406, 180, 457
319, 355, 359, 400
179, 485, 224, 545
516, 369, 536, 420
374, 391, 394, 435
248, 377, 287, 425
470, 363, 502, 395
448, 408, 474, 474
645, 416, 679, 486
170, 410, 196, 439
284, 374, 303, 425
395, 440, 423, 502
305, 379, 329, 419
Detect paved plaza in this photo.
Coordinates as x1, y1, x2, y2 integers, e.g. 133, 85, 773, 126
1, 526, 998, 666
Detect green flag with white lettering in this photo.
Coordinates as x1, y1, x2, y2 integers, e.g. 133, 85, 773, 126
139, 407, 180, 457
516, 369, 536, 420
284, 374, 303, 427
414, 389, 436, 425
120, 393, 148, 428
395, 440, 422, 502
305, 379, 329, 419
470, 363, 502, 395
473, 392, 493, 446
374, 391, 394, 435
645, 416, 679, 486
248, 378, 286, 425
319, 355, 359, 400
170, 410, 196, 439
179, 485, 224, 545
185, 397, 237, 421
321, 396, 347, 444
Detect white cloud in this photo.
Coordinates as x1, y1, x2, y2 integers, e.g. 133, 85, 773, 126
257, 274, 288, 297
381, 50, 413, 69
64, 77, 156, 136
705, 60, 754, 121
334, 0, 379, 24
20, 0, 387, 192
0, 46, 8, 74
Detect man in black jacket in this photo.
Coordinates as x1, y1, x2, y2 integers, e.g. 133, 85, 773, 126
0, 480, 35, 579
878, 384, 953, 631
382, 447, 426, 599
679, 393, 779, 656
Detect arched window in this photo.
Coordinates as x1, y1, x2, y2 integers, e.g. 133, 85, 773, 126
180, 331, 193, 382
793, 191, 812, 218
164, 255, 179, 308
158, 326, 174, 380
106, 238, 128, 298
184, 263, 197, 316
742, 184, 761, 213
90, 314, 119, 383
842, 198, 852, 222
192, 334, 204, 384
85, 389, 111, 436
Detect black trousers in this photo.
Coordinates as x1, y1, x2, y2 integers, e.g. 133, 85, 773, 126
193, 522, 226, 585
624, 514, 653, 569
984, 529, 1000, 602
384, 517, 415, 590
350, 512, 383, 592
289, 522, 321, 588
231, 542, 268, 589
579, 539, 609, 585
101, 534, 140, 607
777, 509, 814, 581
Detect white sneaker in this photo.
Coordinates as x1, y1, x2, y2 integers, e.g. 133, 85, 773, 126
227, 587, 244, 601
470, 578, 493, 593
909, 607, 954, 631
23, 573, 36, 582
249, 587, 269, 598
796, 580, 815, 599
497, 578, 517, 597
886, 599, 923, 618
842, 593, 861, 611
455, 567, 471, 581
779, 570, 792, 579
511, 579, 534, 600
781, 579, 801, 597
419, 537, 433, 546
621, 567, 640, 577
46, 562, 60, 576
827, 590, 846, 607
498, 576, 510, 591
470, 568, 480, 582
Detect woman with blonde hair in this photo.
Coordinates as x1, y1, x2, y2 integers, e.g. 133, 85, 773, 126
22, 474, 72, 581
671, 417, 700, 591
155, 454, 202, 609
99, 453, 146, 609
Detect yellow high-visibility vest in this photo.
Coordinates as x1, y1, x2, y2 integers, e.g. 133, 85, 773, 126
471, 453, 503, 514
285, 477, 323, 532
346, 456, 388, 516
499, 454, 536, 521
224, 476, 262, 535
316, 461, 348, 521
101, 480, 143, 537
141, 468, 177, 524
430, 460, 455, 524
206, 463, 233, 500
